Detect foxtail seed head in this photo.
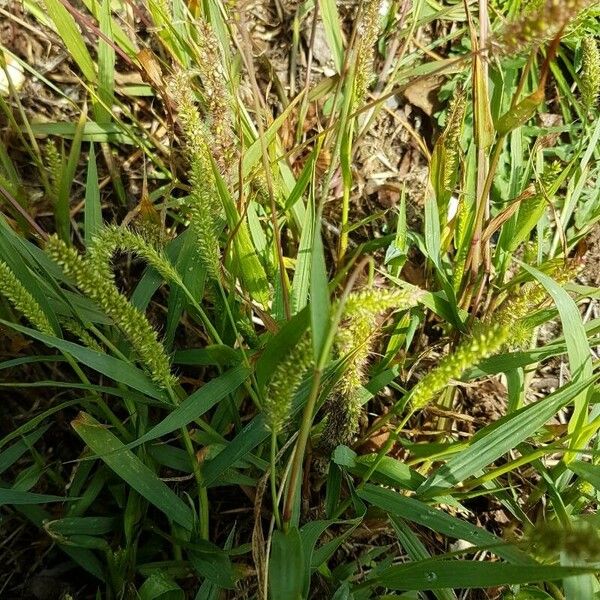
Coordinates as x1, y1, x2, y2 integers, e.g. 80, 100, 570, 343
321, 286, 423, 449
88, 226, 182, 287
529, 520, 600, 560
0, 261, 53, 335
498, 0, 597, 54
264, 335, 313, 433
170, 72, 223, 280
353, 0, 383, 107
581, 36, 600, 111
45, 236, 176, 389
409, 323, 511, 410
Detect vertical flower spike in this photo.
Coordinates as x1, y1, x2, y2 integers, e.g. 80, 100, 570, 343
264, 335, 313, 434
45, 236, 177, 389
0, 261, 53, 335
581, 36, 600, 113
170, 72, 223, 280
429, 92, 467, 217
44, 140, 62, 198
321, 287, 424, 451
353, 0, 383, 107
194, 20, 235, 173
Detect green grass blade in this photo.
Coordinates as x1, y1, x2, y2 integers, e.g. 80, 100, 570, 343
358, 484, 531, 564
376, 559, 597, 591
125, 365, 249, 450
95, 0, 115, 124
310, 228, 330, 360
0, 319, 167, 401
84, 143, 102, 246
318, 0, 344, 73
390, 516, 457, 600
520, 263, 593, 449
269, 527, 306, 600
72, 411, 194, 530
418, 375, 598, 494
56, 106, 87, 241
43, 0, 96, 82
0, 488, 74, 506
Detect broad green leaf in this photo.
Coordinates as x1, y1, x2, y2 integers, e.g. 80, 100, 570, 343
391, 517, 457, 600
0, 488, 73, 506
95, 0, 115, 124
0, 319, 167, 401
44, 516, 116, 537
30, 121, 133, 143
72, 412, 194, 530
125, 365, 249, 450
318, 0, 344, 73
213, 163, 270, 307
189, 547, 236, 589
310, 229, 330, 360
56, 106, 87, 240
84, 143, 102, 246
0, 426, 48, 475
495, 88, 545, 136
520, 263, 593, 448
139, 570, 185, 600
418, 375, 597, 494
358, 484, 531, 564
376, 559, 597, 591
269, 527, 305, 600
242, 92, 304, 178
504, 589, 554, 600
570, 461, 600, 490
291, 198, 315, 314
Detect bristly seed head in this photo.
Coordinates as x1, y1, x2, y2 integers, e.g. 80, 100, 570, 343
45, 235, 177, 389
0, 261, 53, 335
581, 36, 600, 112
321, 286, 424, 451
497, 0, 597, 54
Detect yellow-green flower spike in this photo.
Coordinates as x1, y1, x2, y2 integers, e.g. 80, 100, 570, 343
498, 0, 596, 54
0, 261, 53, 335
88, 226, 182, 287
353, 0, 384, 107
581, 36, 600, 112
409, 323, 511, 411
45, 236, 177, 389
170, 72, 223, 280
264, 335, 313, 434
322, 286, 424, 449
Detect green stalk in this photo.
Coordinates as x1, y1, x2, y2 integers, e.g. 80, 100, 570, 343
168, 386, 210, 540
282, 367, 324, 527
270, 432, 282, 529
282, 258, 369, 527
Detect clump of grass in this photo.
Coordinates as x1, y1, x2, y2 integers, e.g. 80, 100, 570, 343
2, 1, 600, 598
